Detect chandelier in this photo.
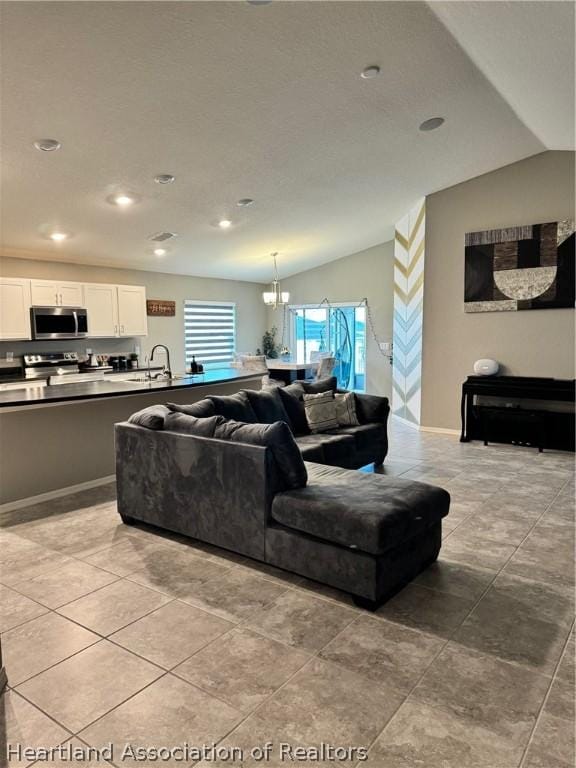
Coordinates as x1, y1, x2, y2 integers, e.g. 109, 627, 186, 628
262, 252, 289, 308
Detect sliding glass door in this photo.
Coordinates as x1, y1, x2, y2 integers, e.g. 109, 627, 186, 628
291, 304, 366, 391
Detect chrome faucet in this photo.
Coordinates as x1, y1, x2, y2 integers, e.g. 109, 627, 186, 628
149, 344, 172, 379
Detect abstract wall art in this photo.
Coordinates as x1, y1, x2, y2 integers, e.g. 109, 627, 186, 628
464, 220, 575, 312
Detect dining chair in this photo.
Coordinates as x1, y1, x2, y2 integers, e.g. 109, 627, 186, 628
314, 355, 336, 380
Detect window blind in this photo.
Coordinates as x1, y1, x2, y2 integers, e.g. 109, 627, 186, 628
184, 301, 236, 368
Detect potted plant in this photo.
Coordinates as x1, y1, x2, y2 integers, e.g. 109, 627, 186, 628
262, 327, 279, 359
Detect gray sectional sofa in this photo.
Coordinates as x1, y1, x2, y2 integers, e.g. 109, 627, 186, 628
115, 380, 450, 608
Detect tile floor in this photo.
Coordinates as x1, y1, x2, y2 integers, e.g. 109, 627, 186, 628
1, 420, 574, 768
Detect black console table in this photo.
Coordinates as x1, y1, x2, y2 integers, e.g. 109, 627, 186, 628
460, 376, 575, 452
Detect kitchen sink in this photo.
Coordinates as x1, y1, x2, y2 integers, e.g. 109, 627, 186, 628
113, 373, 190, 383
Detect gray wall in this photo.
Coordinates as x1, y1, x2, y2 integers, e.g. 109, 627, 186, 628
0, 378, 261, 506
0, 257, 267, 371
266, 241, 395, 398
421, 150, 575, 430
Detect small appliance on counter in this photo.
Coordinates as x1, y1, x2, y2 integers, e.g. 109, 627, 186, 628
188, 356, 204, 375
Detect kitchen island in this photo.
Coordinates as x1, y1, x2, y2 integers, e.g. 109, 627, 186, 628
0, 368, 262, 508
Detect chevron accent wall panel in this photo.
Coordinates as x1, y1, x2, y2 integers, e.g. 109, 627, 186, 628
392, 198, 425, 425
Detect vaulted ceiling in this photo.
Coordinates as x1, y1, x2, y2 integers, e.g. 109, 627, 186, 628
1, 1, 574, 282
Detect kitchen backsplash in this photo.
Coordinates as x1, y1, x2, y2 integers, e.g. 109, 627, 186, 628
0, 338, 143, 361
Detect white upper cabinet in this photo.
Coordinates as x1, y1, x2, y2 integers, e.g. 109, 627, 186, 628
0, 278, 32, 340
84, 283, 119, 338
30, 279, 84, 307
0, 277, 147, 339
117, 285, 148, 337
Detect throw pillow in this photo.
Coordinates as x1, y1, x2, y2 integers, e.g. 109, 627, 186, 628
164, 412, 224, 437
276, 383, 309, 435
128, 404, 169, 430
335, 392, 360, 426
243, 388, 290, 425
166, 399, 216, 418
206, 392, 257, 423
300, 376, 338, 394
213, 419, 307, 490
303, 391, 339, 433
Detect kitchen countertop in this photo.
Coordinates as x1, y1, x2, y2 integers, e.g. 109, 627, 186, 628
0, 368, 262, 409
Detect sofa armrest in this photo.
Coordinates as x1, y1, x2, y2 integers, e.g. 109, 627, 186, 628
114, 422, 273, 559
353, 392, 390, 425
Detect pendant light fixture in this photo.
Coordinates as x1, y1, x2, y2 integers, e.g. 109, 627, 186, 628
262, 252, 289, 308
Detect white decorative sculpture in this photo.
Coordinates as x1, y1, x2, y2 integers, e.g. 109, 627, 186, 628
473, 359, 499, 376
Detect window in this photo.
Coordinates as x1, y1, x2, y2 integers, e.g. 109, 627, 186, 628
184, 300, 236, 369
290, 303, 366, 392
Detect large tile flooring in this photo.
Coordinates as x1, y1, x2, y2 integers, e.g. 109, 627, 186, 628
1, 421, 574, 768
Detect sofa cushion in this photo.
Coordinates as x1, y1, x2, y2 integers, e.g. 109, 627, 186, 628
295, 433, 356, 467
303, 391, 339, 433
327, 423, 386, 455
206, 392, 258, 423
300, 376, 338, 394
243, 388, 290, 425
214, 420, 307, 490
335, 392, 360, 426
271, 470, 450, 555
276, 384, 309, 435
128, 404, 170, 430
164, 412, 223, 437
166, 399, 216, 418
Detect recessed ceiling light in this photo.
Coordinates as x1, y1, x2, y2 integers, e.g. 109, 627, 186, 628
419, 117, 445, 132
360, 66, 380, 79
34, 138, 61, 152
48, 232, 68, 242
153, 248, 167, 257
237, 198, 254, 207
154, 174, 175, 185
218, 219, 232, 229
110, 193, 137, 207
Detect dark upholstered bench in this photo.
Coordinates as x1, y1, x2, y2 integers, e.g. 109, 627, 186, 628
266, 462, 450, 609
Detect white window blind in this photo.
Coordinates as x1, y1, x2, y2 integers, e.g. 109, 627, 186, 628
184, 301, 236, 369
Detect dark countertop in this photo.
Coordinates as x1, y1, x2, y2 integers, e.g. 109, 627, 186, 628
0, 368, 261, 409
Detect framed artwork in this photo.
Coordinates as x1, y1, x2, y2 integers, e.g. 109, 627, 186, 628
464, 220, 574, 312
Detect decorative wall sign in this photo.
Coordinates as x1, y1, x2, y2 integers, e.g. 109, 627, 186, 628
146, 299, 176, 316
464, 220, 575, 312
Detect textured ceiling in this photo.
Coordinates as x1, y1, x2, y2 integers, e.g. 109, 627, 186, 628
429, 1, 575, 150
1, 1, 572, 283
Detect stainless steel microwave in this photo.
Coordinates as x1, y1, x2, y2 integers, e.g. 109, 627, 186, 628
31, 306, 89, 339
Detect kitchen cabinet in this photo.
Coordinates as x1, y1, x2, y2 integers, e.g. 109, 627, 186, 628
117, 285, 148, 337
84, 283, 119, 338
0, 278, 32, 340
30, 280, 84, 307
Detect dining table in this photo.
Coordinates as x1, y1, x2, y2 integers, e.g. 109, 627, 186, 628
266, 358, 318, 385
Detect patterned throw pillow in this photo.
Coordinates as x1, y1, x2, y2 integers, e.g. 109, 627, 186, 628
303, 391, 339, 433
335, 392, 360, 426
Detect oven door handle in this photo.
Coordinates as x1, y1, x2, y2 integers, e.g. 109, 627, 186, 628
73, 310, 79, 336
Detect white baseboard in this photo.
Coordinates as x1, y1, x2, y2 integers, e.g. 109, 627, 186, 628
0, 474, 116, 514
392, 414, 420, 430
419, 425, 461, 436
392, 413, 460, 436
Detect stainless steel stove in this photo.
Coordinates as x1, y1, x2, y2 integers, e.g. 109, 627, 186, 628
23, 352, 80, 379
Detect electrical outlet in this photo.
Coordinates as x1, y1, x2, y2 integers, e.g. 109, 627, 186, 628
379, 342, 393, 352
85, 348, 93, 355
6, 352, 14, 362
